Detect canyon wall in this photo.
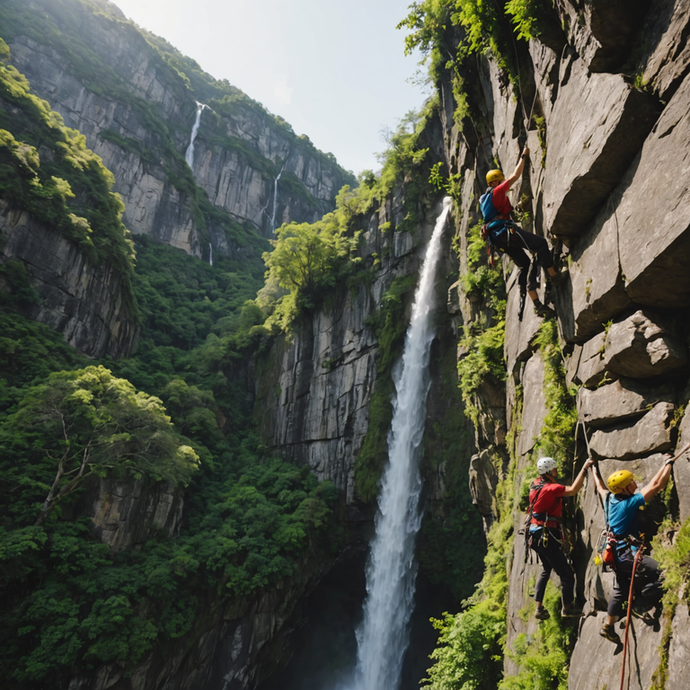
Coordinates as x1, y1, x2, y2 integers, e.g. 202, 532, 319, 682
438, 1, 690, 687
3, 0, 354, 259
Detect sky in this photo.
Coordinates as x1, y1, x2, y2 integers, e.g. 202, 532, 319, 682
111, 0, 429, 176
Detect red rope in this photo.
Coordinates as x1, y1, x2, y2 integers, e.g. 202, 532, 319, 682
620, 548, 643, 690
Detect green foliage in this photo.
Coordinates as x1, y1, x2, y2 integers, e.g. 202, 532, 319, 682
532, 319, 577, 469
262, 213, 362, 331
653, 516, 690, 611
1, 365, 199, 525
456, 223, 506, 428
0, 194, 341, 686
505, 0, 544, 41
354, 274, 418, 502
500, 585, 570, 690
0, 61, 137, 314
422, 507, 512, 689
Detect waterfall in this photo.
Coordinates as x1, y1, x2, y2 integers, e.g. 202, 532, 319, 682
352, 197, 452, 690
270, 159, 288, 233
208, 242, 213, 267
185, 102, 208, 170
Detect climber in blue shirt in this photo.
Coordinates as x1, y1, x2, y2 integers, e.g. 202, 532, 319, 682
591, 454, 677, 645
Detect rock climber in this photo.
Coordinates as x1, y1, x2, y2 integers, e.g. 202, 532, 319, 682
591, 457, 675, 645
528, 456, 594, 620
481, 147, 566, 319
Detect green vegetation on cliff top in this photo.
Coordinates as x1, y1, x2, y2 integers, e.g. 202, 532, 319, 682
0, 40, 137, 315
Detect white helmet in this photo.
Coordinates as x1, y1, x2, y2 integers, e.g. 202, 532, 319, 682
537, 457, 557, 475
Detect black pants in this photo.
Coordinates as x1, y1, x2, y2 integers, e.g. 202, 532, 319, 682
503, 227, 554, 292
608, 552, 663, 618
530, 527, 575, 606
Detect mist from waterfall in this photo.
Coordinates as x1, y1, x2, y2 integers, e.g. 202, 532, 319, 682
185, 102, 208, 170
349, 197, 452, 690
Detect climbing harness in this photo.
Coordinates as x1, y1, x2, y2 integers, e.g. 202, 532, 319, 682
522, 477, 564, 564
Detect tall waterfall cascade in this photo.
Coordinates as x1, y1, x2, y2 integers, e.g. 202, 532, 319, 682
185, 102, 208, 170
208, 242, 213, 267
351, 197, 452, 690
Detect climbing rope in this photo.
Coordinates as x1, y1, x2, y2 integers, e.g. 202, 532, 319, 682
620, 548, 644, 690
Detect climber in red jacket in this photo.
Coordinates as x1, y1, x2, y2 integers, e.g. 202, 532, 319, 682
528, 456, 594, 620
481, 147, 566, 319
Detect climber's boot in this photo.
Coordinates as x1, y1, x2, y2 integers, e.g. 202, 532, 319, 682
600, 623, 621, 645
561, 604, 584, 618
535, 606, 550, 621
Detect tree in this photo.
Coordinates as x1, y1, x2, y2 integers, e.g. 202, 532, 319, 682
1, 366, 198, 526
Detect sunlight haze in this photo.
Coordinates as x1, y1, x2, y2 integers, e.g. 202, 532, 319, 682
111, 0, 428, 175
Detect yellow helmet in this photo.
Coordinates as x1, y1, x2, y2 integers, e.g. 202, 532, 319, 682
606, 470, 634, 494
486, 169, 504, 185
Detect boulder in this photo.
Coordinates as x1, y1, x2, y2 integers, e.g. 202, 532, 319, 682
589, 402, 675, 460
572, 331, 607, 388
578, 379, 676, 429
559, 0, 648, 72
603, 310, 688, 378
468, 449, 498, 519
88, 478, 183, 552
641, 0, 690, 101
564, 209, 632, 341
616, 70, 690, 307
543, 56, 660, 239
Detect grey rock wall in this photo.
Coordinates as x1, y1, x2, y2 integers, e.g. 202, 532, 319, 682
254, 191, 456, 507
442, 0, 690, 687
0, 200, 137, 358
6, 0, 352, 259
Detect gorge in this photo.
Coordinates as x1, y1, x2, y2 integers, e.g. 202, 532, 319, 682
2, 1, 690, 690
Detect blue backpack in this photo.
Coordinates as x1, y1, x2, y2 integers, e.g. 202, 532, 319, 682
479, 188, 514, 264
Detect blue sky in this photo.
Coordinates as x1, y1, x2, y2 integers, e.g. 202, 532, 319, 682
112, 0, 428, 176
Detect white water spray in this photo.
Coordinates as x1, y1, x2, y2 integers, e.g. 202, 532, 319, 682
208, 242, 213, 267
352, 197, 452, 690
185, 102, 208, 170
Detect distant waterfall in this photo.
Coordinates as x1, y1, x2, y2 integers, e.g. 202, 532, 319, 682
352, 197, 452, 690
208, 242, 213, 267
270, 159, 288, 233
185, 102, 208, 170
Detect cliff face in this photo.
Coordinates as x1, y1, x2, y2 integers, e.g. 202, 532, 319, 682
437, 0, 690, 687
3, 0, 354, 259
0, 200, 137, 358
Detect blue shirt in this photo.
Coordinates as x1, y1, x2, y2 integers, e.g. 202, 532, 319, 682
606, 493, 646, 550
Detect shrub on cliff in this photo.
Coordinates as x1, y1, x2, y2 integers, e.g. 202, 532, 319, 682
261, 209, 362, 331
0, 365, 199, 526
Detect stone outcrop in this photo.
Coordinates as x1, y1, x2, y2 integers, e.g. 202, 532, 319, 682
0, 200, 137, 358
86, 478, 183, 552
